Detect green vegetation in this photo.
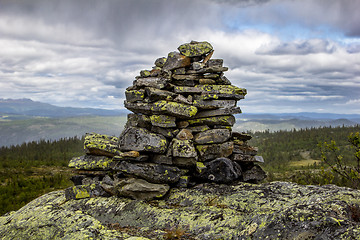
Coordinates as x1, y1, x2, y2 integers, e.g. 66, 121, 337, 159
1, 124, 360, 216
250, 125, 360, 188
0, 137, 84, 215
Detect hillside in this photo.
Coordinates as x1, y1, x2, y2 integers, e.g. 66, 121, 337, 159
0, 116, 127, 147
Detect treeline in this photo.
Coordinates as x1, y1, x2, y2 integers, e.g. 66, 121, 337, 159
250, 125, 360, 171
0, 136, 84, 215
249, 125, 360, 187
0, 136, 84, 169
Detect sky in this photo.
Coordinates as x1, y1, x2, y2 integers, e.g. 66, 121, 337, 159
0, 0, 359, 114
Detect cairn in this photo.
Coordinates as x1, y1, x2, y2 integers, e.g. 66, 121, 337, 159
66, 41, 266, 201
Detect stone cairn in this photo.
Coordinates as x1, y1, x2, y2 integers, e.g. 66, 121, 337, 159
65, 41, 266, 201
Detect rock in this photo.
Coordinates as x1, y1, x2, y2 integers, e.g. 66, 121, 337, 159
151, 126, 179, 138
133, 77, 168, 89
125, 114, 151, 129
68, 155, 113, 170
145, 87, 176, 102
171, 139, 197, 158
194, 107, 242, 118
114, 178, 170, 200
232, 132, 252, 141
112, 161, 181, 184
125, 89, 145, 102
154, 57, 167, 67
172, 157, 197, 168
176, 129, 193, 140
140, 70, 151, 77
207, 59, 223, 67
84, 133, 121, 157
162, 52, 191, 71
119, 127, 168, 153
150, 114, 176, 128
188, 115, 236, 126
193, 99, 237, 110
196, 141, 234, 161
177, 41, 213, 57
151, 154, 173, 165
233, 143, 257, 154
3, 182, 360, 239
151, 100, 198, 118
199, 78, 216, 85
242, 164, 267, 183
196, 157, 241, 183
185, 125, 210, 133
65, 183, 109, 200
194, 129, 231, 144
173, 94, 192, 105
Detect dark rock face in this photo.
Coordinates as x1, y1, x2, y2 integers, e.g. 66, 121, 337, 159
1, 182, 360, 239
65, 41, 267, 201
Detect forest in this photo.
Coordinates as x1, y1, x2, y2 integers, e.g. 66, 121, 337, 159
0, 125, 359, 215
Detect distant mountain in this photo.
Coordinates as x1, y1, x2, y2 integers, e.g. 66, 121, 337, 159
0, 98, 128, 119
241, 112, 360, 122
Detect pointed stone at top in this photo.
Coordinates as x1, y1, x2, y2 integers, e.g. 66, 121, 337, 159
178, 41, 213, 57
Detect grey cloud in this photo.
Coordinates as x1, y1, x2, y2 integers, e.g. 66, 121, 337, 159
256, 39, 336, 55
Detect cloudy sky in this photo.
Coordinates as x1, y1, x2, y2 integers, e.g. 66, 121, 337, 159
1, 0, 359, 114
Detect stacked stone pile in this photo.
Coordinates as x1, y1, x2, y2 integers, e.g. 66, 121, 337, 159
66, 41, 266, 201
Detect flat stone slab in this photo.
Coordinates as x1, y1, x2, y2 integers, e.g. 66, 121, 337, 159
194, 129, 231, 144
114, 178, 170, 200
119, 127, 167, 153
68, 155, 113, 170
112, 161, 181, 184
150, 114, 176, 128
196, 141, 234, 161
194, 107, 242, 118
133, 77, 168, 89
84, 133, 121, 157
188, 115, 236, 126
125, 100, 198, 119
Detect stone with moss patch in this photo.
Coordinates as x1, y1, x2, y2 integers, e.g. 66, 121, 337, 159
69, 155, 114, 170
84, 133, 121, 157
177, 41, 213, 57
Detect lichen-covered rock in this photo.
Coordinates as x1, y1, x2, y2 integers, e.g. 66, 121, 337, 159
133, 77, 168, 89
196, 141, 234, 161
69, 155, 113, 170
242, 164, 267, 183
119, 127, 167, 153
196, 157, 242, 183
149, 114, 176, 128
114, 178, 170, 200
162, 51, 191, 71
3, 182, 359, 239
170, 139, 197, 158
194, 129, 231, 144
125, 89, 145, 102
111, 161, 181, 184
188, 115, 236, 126
125, 100, 198, 118
177, 41, 213, 57
65, 183, 109, 200
84, 133, 121, 157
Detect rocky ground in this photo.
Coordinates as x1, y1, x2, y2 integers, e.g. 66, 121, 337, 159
1, 181, 360, 239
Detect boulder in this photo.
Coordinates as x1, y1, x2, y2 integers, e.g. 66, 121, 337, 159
242, 164, 267, 183
2, 182, 360, 239
154, 57, 167, 67
177, 41, 213, 57
119, 127, 167, 153
196, 157, 241, 183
